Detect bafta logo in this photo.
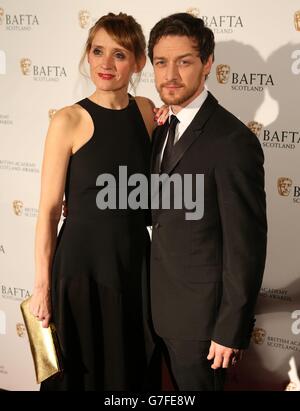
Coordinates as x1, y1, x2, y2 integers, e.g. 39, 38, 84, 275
252, 327, 266, 345
216, 64, 230, 84
13, 200, 24, 216
79, 10, 91, 29
0, 7, 4, 25
20, 58, 32, 75
48, 109, 57, 120
294, 10, 300, 31
16, 323, 26, 338
247, 121, 263, 137
277, 177, 293, 197
186, 7, 200, 18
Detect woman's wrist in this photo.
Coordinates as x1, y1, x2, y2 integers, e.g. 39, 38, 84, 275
33, 283, 51, 292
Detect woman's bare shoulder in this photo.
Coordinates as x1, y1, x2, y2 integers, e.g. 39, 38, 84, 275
134, 96, 155, 111
50, 104, 86, 128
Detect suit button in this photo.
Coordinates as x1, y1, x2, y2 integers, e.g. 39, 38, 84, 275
153, 223, 160, 229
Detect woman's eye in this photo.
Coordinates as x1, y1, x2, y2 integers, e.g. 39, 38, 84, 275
93, 48, 102, 55
115, 52, 125, 60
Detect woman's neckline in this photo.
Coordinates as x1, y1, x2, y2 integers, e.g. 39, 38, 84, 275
86, 94, 134, 112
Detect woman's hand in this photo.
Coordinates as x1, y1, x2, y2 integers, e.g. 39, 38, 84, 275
154, 105, 169, 125
62, 200, 68, 218
29, 287, 52, 328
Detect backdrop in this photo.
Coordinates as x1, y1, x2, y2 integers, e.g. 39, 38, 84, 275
0, 0, 299, 391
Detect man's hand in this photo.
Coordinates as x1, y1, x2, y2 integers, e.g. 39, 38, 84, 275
207, 340, 243, 369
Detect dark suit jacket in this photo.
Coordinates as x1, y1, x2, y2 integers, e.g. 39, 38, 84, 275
150, 91, 267, 349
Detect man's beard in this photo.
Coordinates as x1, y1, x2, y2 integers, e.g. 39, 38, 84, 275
158, 83, 200, 106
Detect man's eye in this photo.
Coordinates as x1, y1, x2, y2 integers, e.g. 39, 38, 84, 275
179, 60, 191, 66
155, 61, 165, 66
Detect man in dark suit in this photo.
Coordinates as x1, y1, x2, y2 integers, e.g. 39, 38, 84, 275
148, 13, 267, 390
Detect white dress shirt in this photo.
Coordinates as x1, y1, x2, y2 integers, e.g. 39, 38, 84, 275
159, 88, 208, 165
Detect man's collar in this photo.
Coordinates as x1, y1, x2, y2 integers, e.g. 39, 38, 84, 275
168, 88, 208, 124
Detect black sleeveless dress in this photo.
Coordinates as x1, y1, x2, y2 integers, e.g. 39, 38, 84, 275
40, 97, 153, 391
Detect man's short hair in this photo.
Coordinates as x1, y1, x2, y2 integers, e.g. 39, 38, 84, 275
148, 13, 215, 64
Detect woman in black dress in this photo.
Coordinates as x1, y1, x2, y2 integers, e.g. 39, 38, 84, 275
29, 13, 162, 390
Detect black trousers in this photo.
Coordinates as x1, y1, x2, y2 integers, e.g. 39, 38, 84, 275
162, 338, 227, 391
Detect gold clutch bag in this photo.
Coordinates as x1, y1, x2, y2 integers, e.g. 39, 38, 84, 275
20, 297, 63, 384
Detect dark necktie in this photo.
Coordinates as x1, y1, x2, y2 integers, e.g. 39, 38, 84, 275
160, 115, 179, 173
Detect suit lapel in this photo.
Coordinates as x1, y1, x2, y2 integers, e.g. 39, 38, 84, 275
162, 92, 219, 175
151, 122, 169, 174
